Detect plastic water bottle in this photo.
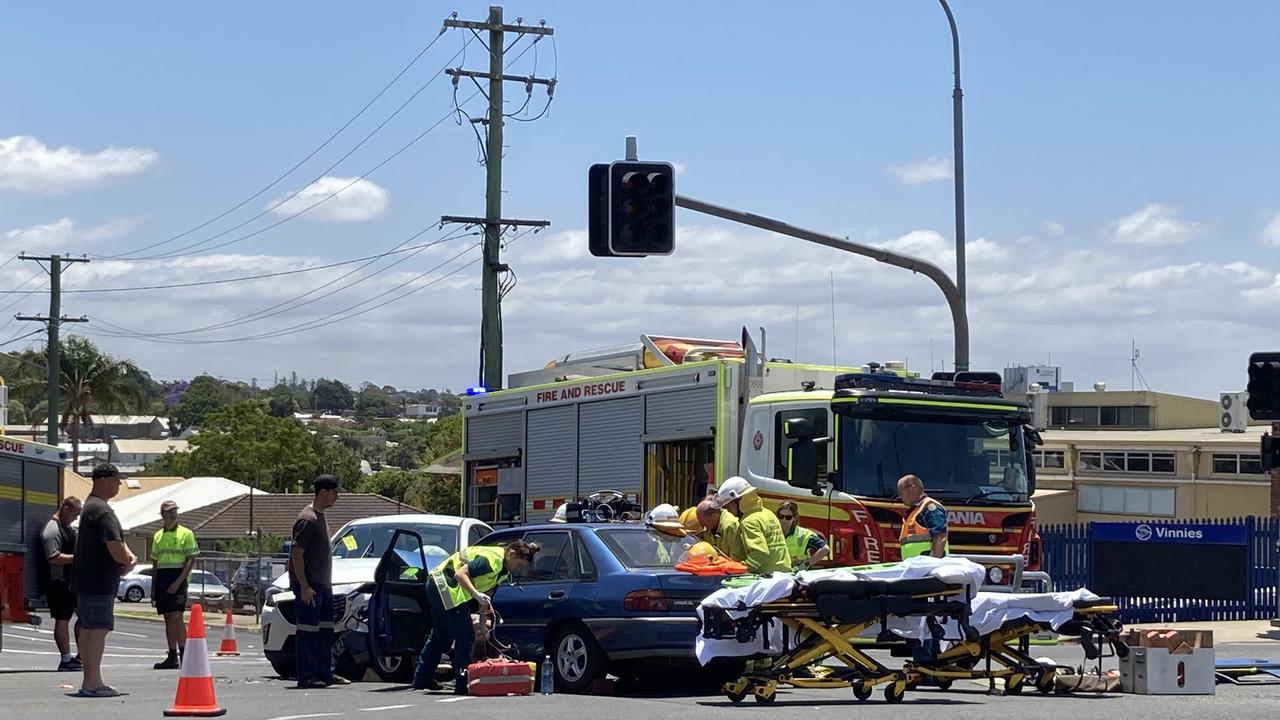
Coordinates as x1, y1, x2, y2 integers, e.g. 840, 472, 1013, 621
540, 655, 554, 695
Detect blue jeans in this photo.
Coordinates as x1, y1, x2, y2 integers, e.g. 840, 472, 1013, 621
412, 592, 473, 693
293, 584, 334, 686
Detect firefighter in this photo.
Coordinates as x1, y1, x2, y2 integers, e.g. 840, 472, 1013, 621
411, 541, 539, 694
776, 500, 828, 569
897, 474, 949, 559
694, 498, 746, 560
712, 477, 790, 575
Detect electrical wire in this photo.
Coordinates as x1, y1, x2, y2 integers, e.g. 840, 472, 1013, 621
0, 328, 45, 346
96, 226, 477, 338
97, 24, 454, 261
0, 237, 472, 295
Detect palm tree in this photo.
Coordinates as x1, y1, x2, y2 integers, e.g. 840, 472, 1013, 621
14, 337, 147, 469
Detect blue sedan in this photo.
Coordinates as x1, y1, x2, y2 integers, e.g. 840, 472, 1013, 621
368, 523, 735, 693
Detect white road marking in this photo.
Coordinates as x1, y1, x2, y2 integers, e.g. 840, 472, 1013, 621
6, 624, 54, 634
437, 696, 475, 703
112, 630, 149, 638
0, 648, 162, 658
359, 706, 416, 712
264, 714, 341, 720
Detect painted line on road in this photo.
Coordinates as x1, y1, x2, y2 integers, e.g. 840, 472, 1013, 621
359, 706, 416, 712
112, 630, 149, 638
0, 648, 162, 658
437, 696, 475, 703
6, 624, 54, 635
264, 714, 341, 720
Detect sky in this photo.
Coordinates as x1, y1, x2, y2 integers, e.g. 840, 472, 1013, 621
0, 1, 1276, 399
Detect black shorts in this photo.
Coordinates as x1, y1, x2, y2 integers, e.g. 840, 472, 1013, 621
155, 585, 188, 614
47, 583, 77, 621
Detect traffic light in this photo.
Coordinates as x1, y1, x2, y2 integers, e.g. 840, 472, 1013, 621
1247, 351, 1280, 420
587, 161, 675, 257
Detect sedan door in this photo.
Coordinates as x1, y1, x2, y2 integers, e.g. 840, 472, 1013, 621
491, 530, 581, 659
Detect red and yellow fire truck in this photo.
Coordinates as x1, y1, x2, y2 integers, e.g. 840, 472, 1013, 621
0, 435, 66, 652
461, 332, 1042, 585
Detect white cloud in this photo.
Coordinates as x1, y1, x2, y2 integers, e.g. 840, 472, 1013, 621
1, 216, 142, 254
672, 162, 688, 177
1262, 212, 1280, 248
0, 135, 157, 193
885, 156, 952, 185
1111, 203, 1199, 246
268, 176, 390, 222
1044, 221, 1065, 237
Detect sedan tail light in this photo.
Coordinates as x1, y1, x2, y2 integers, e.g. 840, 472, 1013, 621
623, 589, 669, 612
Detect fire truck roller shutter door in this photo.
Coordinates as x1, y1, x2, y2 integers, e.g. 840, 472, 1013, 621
525, 406, 578, 523
644, 386, 718, 439
466, 411, 524, 457
578, 397, 643, 498
0, 456, 22, 551
22, 461, 59, 602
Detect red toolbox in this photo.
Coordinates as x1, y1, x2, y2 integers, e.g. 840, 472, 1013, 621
466, 657, 536, 696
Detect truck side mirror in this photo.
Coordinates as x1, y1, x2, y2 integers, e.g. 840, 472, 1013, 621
783, 417, 814, 440
787, 437, 820, 492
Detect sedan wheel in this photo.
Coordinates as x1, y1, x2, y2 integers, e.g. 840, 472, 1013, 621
552, 625, 602, 694
126, 586, 144, 603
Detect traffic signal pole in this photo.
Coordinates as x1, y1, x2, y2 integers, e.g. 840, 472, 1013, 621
671, 194, 970, 374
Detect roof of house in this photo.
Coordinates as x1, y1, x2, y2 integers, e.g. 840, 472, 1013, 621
111, 439, 190, 455
89, 415, 165, 426
128, 492, 421, 540
1042, 425, 1266, 449
108, 476, 251, 531
64, 472, 186, 502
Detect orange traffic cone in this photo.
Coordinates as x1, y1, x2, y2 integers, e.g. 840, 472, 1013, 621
215, 610, 239, 657
164, 604, 226, 717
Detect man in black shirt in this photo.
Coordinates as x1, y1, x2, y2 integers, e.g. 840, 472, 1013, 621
72, 464, 136, 698
290, 474, 347, 688
40, 495, 82, 671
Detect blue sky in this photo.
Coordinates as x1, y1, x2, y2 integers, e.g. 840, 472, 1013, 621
0, 2, 1276, 398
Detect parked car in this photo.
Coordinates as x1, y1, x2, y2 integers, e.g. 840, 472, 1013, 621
260, 514, 492, 682
186, 569, 232, 613
367, 522, 738, 693
117, 564, 154, 603
230, 559, 289, 612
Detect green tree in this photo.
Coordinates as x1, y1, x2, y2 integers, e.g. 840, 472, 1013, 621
178, 401, 320, 492
313, 378, 354, 412
405, 473, 461, 516
11, 337, 146, 468
215, 532, 285, 555
171, 374, 241, 430
267, 383, 299, 418
354, 384, 390, 419
356, 468, 417, 505
424, 414, 462, 461
311, 432, 363, 490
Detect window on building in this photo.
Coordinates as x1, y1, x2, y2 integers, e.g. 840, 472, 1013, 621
1077, 450, 1175, 475
1034, 450, 1065, 469
1212, 453, 1265, 476
1050, 405, 1153, 428
1077, 483, 1175, 516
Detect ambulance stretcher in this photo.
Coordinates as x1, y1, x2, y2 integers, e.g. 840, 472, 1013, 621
696, 557, 1126, 704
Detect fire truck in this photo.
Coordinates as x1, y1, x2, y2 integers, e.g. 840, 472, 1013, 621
0, 435, 66, 652
461, 332, 1043, 584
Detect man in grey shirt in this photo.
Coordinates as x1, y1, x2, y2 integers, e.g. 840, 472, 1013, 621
40, 496, 82, 671
73, 464, 136, 698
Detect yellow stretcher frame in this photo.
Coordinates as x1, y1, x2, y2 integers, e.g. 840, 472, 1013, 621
719, 597, 1120, 705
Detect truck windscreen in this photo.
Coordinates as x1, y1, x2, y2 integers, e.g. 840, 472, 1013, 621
837, 414, 1028, 504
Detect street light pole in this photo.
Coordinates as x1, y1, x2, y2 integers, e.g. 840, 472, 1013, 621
938, 0, 968, 372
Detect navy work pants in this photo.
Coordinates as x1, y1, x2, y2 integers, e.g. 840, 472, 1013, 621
293, 584, 334, 686
412, 590, 473, 693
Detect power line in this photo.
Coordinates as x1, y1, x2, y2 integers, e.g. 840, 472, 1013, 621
97, 24, 454, 261
0, 328, 45, 347
0, 235, 469, 294
95, 226, 476, 338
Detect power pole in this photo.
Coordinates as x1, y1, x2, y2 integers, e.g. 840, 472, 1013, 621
442, 6, 554, 391
15, 253, 89, 446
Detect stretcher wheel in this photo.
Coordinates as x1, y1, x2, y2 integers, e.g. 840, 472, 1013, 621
1036, 671, 1055, 695
852, 682, 873, 702
726, 690, 748, 704
935, 678, 954, 691
753, 689, 776, 705
1005, 675, 1025, 694
883, 683, 906, 703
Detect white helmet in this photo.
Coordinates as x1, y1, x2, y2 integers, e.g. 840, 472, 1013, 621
713, 476, 755, 508
644, 503, 680, 526
550, 503, 568, 524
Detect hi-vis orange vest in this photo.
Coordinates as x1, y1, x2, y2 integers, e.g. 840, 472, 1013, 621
900, 496, 950, 559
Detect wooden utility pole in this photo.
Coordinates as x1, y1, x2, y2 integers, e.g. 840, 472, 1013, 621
15, 253, 89, 446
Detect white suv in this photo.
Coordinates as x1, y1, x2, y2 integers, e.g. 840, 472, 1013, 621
260, 514, 492, 682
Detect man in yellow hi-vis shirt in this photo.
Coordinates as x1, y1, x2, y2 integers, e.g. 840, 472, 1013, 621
150, 500, 198, 669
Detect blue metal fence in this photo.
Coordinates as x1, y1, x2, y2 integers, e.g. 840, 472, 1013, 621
1040, 516, 1277, 623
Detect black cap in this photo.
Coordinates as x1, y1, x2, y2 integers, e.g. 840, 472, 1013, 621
313, 474, 342, 492
91, 463, 124, 480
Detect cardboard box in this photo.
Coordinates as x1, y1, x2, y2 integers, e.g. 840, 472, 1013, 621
1120, 629, 1215, 695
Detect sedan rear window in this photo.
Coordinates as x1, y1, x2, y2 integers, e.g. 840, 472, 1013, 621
596, 528, 697, 568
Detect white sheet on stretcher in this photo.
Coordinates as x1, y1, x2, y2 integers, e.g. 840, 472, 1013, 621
964, 588, 1103, 636
694, 557, 988, 664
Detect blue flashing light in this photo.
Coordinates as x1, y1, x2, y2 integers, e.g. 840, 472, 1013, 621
466, 385, 488, 396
